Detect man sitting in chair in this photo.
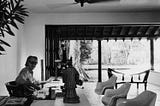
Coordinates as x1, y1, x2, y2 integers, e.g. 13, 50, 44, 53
15, 56, 41, 98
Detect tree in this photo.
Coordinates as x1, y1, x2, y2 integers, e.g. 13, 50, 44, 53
69, 40, 90, 81
80, 40, 92, 64
0, 0, 28, 55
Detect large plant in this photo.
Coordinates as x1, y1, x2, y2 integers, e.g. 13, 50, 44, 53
0, 0, 28, 55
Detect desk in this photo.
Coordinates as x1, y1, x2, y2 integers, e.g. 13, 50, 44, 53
31, 88, 91, 106
35, 79, 64, 100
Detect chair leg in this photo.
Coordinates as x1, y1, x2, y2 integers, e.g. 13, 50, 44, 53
144, 83, 147, 90
115, 84, 117, 89
137, 83, 139, 89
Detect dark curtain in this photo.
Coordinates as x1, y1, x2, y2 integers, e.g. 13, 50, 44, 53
45, 26, 60, 79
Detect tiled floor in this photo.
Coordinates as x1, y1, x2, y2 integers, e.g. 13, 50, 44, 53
31, 81, 160, 106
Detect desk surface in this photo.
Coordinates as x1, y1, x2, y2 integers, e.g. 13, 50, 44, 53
31, 88, 91, 106
35, 78, 64, 99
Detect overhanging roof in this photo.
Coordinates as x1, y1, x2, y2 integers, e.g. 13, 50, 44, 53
46, 24, 160, 40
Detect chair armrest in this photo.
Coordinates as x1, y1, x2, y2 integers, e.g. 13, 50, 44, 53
109, 95, 127, 106
104, 89, 116, 97
109, 96, 118, 106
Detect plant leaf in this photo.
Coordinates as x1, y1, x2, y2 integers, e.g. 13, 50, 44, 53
10, 0, 15, 10
16, 11, 29, 16
0, 29, 5, 37
10, 19, 19, 29
0, 45, 5, 51
0, 39, 11, 47
14, 14, 24, 24
5, 24, 15, 36
0, 52, 3, 55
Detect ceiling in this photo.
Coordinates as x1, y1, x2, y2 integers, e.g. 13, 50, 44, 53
24, 0, 160, 13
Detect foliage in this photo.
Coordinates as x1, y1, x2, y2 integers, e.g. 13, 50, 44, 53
80, 40, 92, 63
71, 40, 90, 81
0, 0, 28, 55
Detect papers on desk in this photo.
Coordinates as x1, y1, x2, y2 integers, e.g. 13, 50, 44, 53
34, 89, 48, 99
44, 81, 64, 89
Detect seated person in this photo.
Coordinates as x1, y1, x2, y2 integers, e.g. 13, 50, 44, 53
15, 56, 41, 97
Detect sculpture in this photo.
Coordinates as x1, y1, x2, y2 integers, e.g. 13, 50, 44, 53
62, 60, 83, 103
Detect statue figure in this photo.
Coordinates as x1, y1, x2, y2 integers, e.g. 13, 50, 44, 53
62, 60, 83, 103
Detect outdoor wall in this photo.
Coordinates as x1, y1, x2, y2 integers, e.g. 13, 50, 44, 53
1, 11, 160, 95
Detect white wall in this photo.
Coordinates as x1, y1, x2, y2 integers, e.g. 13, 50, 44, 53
0, 24, 23, 95
1, 11, 160, 95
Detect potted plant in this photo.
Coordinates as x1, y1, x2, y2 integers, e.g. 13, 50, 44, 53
0, 0, 28, 55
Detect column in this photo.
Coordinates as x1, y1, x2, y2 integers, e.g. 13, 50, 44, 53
98, 40, 102, 82
150, 38, 154, 70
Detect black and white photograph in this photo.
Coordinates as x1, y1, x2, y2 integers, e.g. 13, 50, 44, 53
0, 0, 160, 106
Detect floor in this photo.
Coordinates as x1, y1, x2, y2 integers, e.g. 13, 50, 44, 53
31, 81, 160, 106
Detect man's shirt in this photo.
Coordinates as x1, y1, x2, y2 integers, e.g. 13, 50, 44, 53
15, 67, 37, 85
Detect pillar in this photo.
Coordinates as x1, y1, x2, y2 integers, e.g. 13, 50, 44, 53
98, 40, 102, 82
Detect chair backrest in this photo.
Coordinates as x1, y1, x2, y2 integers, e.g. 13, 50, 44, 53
5, 81, 22, 97
135, 90, 157, 106
143, 70, 150, 82
108, 68, 114, 78
117, 90, 157, 106
95, 75, 117, 95
116, 82, 131, 97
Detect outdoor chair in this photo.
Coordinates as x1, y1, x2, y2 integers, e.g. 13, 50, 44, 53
117, 90, 157, 106
101, 82, 131, 106
108, 68, 150, 90
95, 74, 117, 95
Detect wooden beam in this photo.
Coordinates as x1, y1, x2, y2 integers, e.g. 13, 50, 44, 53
111, 26, 122, 36
154, 26, 160, 36
150, 38, 154, 70
120, 26, 131, 36
102, 26, 113, 37
137, 26, 149, 37
146, 26, 159, 37
128, 26, 140, 37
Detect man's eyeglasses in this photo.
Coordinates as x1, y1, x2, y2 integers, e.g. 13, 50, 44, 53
30, 61, 38, 65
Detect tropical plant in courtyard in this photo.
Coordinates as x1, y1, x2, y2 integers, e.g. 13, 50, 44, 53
71, 40, 90, 81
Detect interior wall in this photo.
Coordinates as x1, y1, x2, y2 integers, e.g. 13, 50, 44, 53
0, 25, 22, 95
